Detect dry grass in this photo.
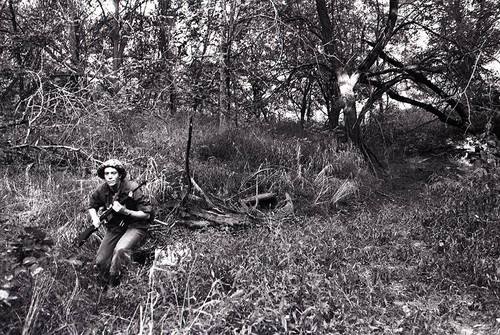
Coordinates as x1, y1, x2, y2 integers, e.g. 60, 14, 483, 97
2, 114, 500, 334
2, 162, 500, 334
22, 273, 53, 335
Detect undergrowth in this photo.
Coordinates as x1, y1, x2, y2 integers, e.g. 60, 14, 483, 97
1, 107, 500, 334
419, 170, 500, 294
194, 127, 374, 213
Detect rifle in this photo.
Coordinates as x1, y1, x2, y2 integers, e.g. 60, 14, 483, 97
75, 180, 147, 247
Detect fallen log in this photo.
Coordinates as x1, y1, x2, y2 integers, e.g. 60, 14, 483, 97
183, 207, 252, 226
176, 220, 212, 229
240, 192, 277, 209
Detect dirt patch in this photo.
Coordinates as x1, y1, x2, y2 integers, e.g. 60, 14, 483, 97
377, 151, 466, 202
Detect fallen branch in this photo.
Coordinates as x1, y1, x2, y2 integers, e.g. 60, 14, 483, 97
9, 143, 98, 162
190, 177, 217, 209
176, 220, 212, 229
240, 192, 277, 208
184, 207, 251, 226
153, 218, 172, 227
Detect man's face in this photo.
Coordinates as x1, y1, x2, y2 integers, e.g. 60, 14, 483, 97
104, 167, 121, 187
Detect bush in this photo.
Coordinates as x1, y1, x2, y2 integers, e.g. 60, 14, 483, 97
194, 126, 376, 212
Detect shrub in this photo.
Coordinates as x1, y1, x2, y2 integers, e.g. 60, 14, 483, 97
194, 126, 376, 212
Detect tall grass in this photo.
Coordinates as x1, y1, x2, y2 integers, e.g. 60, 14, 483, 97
1, 165, 95, 238
22, 273, 53, 335
419, 169, 500, 292
2, 105, 500, 334
194, 127, 375, 212
0, 115, 376, 333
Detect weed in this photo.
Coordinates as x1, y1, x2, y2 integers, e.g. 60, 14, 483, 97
2, 113, 500, 334
418, 169, 500, 293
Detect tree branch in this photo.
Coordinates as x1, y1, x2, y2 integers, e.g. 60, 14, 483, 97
356, 75, 408, 126
7, 144, 99, 161
357, 0, 399, 74
385, 89, 473, 131
373, 45, 473, 128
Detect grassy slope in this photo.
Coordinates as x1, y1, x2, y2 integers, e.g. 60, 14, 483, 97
1, 116, 500, 334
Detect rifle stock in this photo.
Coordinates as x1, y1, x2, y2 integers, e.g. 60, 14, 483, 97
76, 226, 98, 247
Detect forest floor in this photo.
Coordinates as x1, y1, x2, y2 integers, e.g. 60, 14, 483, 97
2, 141, 500, 334
372, 151, 457, 210
346, 147, 500, 335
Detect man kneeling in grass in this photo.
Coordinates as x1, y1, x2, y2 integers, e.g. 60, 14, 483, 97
88, 159, 151, 289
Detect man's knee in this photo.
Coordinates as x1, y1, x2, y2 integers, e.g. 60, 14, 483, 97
96, 254, 109, 270
114, 247, 127, 257
116, 229, 147, 251
113, 247, 132, 264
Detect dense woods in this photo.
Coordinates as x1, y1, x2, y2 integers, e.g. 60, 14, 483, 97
2, 0, 500, 156
2, 1, 500, 334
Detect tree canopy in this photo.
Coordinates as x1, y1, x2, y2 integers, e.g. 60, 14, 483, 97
1, 0, 500, 155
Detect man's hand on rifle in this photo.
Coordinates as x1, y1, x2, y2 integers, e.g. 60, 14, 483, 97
112, 201, 130, 216
89, 208, 101, 228
92, 217, 101, 228
112, 201, 149, 220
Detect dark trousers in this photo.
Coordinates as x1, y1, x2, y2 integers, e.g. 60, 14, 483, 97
96, 227, 147, 285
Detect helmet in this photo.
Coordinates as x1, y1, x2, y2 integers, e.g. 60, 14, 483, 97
97, 159, 127, 179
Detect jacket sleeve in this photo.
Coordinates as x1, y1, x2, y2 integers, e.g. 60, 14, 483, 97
88, 185, 106, 210
133, 188, 152, 214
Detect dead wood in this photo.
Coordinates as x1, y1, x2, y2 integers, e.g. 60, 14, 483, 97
190, 177, 216, 208
183, 207, 251, 226
176, 220, 212, 229
153, 218, 172, 227
180, 116, 194, 206
240, 192, 277, 209
156, 191, 292, 229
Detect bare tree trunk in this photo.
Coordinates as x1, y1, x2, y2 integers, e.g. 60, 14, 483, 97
8, 0, 24, 95
337, 69, 360, 143
218, 0, 233, 130
218, 0, 241, 129
315, 0, 399, 146
218, 35, 229, 130
110, 0, 129, 73
251, 79, 265, 120
300, 78, 312, 128
315, 0, 343, 130
327, 88, 342, 129
318, 76, 341, 129
68, 0, 82, 87
180, 116, 194, 207
111, 0, 121, 72
158, 0, 177, 114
